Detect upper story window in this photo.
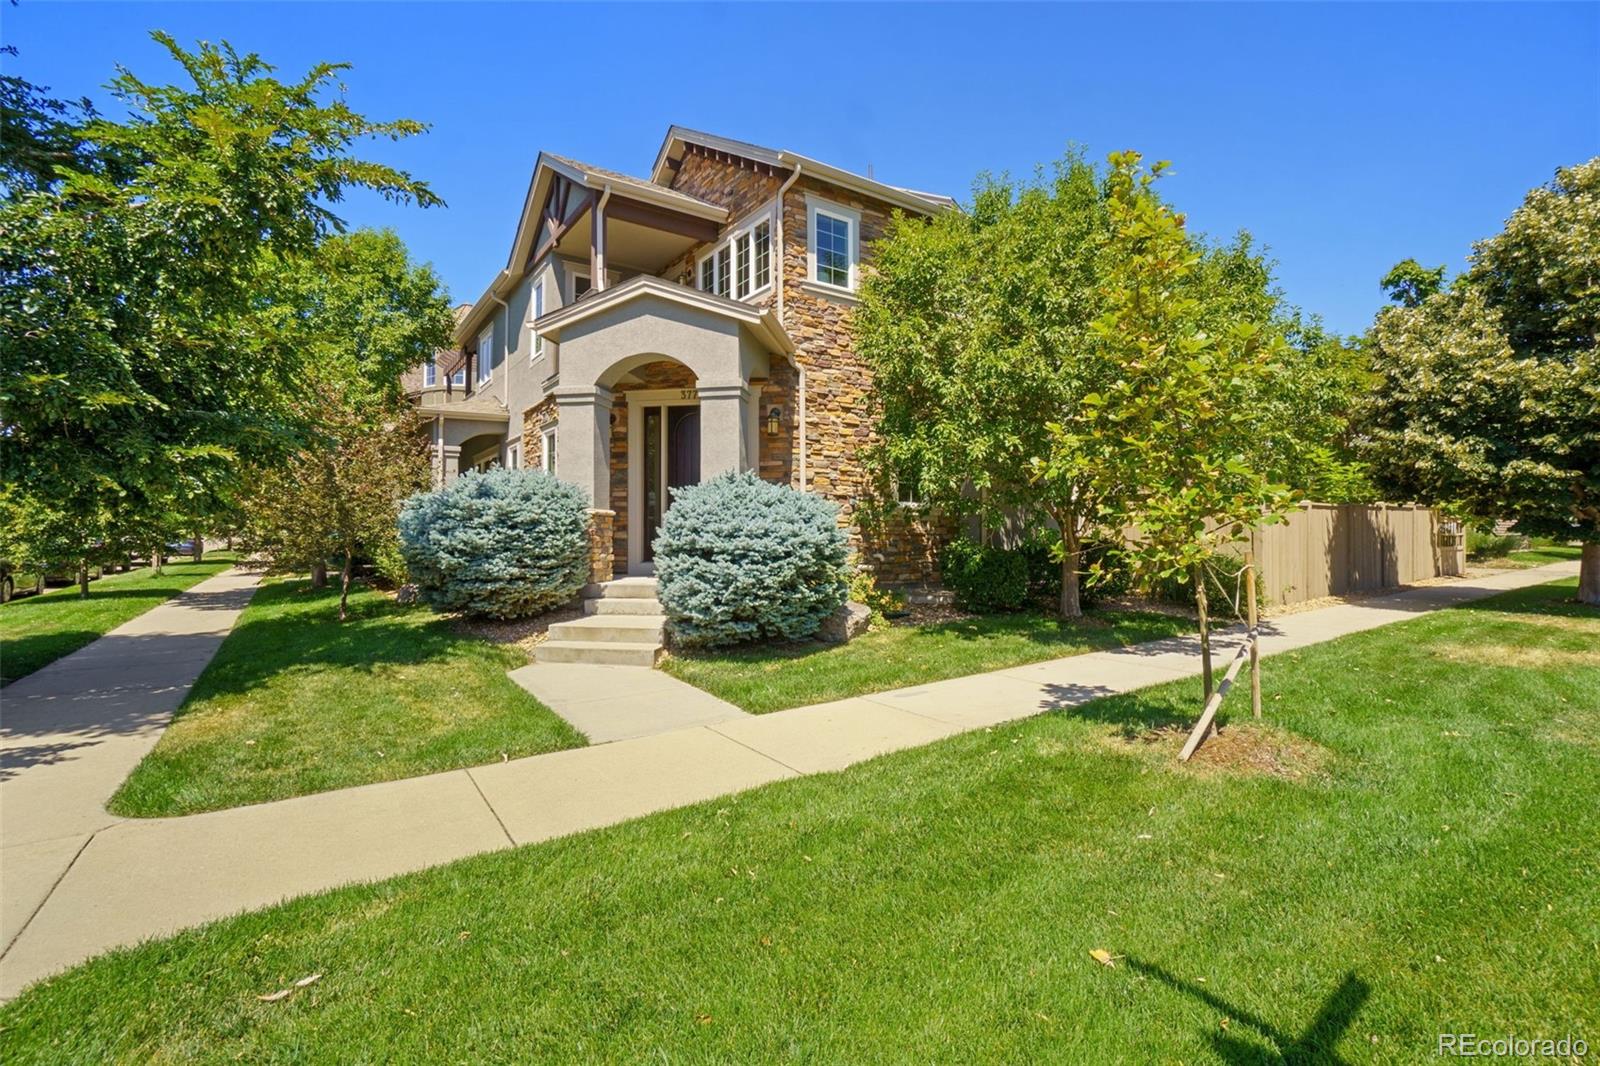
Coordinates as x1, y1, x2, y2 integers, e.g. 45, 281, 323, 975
450, 363, 465, 387
476, 325, 493, 385
530, 279, 545, 360
697, 207, 775, 301
807, 196, 861, 292
423, 358, 437, 388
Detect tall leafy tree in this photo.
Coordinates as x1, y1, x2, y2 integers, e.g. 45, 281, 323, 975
0, 34, 441, 591
1362, 158, 1600, 603
1042, 152, 1292, 695
855, 153, 1113, 616
1379, 258, 1448, 307
238, 228, 453, 615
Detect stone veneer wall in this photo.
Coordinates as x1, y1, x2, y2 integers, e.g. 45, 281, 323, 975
775, 176, 949, 587
658, 156, 948, 588
520, 397, 557, 472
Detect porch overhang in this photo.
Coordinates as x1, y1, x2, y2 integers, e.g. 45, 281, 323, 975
533, 275, 795, 358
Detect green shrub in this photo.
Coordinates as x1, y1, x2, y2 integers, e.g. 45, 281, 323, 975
396, 469, 589, 619
1467, 530, 1522, 559
655, 472, 849, 647
942, 536, 1027, 612
848, 564, 903, 623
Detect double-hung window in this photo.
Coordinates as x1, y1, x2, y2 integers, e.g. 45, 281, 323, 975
476, 325, 493, 385
542, 428, 557, 474
423, 358, 437, 387
531, 279, 545, 360
696, 207, 776, 301
807, 197, 860, 292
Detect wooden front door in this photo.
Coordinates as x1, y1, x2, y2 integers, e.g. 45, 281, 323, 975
640, 404, 700, 563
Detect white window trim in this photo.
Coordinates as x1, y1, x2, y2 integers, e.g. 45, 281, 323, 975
530, 278, 546, 362
476, 325, 494, 385
423, 358, 437, 388
806, 194, 861, 293
568, 271, 591, 303
507, 442, 521, 470
542, 428, 557, 474
696, 201, 777, 302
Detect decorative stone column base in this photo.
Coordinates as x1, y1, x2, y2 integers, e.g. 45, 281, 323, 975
586, 509, 616, 583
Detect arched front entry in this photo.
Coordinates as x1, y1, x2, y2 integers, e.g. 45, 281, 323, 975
538, 278, 792, 575
614, 360, 702, 571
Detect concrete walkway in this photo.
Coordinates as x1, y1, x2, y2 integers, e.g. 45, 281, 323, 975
0, 569, 261, 967
509, 662, 748, 741
0, 562, 1576, 999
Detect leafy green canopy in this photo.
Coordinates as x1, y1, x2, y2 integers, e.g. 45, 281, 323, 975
0, 34, 440, 570
1361, 158, 1599, 554
857, 149, 1357, 616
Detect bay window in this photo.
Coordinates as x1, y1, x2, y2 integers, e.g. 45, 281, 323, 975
696, 207, 777, 301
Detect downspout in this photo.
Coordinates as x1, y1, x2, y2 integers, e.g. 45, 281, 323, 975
487, 291, 511, 463
593, 184, 613, 291
774, 163, 807, 491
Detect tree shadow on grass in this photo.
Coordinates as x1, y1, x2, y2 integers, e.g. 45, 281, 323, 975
1042, 682, 1199, 739
1127, 956, 1371, 1064
174, 580, 485, 707
0, 630, 104, 687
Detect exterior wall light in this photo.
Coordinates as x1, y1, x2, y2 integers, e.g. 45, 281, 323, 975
767, 406, 782, 437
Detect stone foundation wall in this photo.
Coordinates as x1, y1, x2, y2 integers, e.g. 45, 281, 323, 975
585, 509, 615, 583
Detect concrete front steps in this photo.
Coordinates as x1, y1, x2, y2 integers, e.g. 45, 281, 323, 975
535, 577, 665, 667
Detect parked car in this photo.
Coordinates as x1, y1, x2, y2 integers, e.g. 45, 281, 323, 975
0, 561, 45, 603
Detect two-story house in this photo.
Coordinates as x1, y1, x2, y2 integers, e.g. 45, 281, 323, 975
411, 127, 954, 589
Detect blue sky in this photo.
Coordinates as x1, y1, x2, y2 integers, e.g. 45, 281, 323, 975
6, 2, 1596, 335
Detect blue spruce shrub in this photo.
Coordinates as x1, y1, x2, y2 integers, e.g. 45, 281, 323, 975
655, 471, 849, 647
397, 468, 590, 619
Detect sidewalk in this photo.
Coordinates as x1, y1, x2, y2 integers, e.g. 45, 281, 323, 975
0, 569, 261, 961
0, 562, 1577, 999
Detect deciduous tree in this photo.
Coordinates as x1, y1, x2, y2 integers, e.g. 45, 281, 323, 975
1362, 158, 1599, 603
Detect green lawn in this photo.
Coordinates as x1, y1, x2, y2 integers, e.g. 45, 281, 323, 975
0, 556, 239, 686
9, 580, 1594, 1062
1507, 544, 1583, 566
662, 608, 1194, 713
107, 579, 585, 817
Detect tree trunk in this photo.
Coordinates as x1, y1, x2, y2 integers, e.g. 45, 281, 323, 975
1054, 514, 1084, 620
192, 534, 203, 563
1193, 563, 1213, 701
1059, 554, 1083, 619
1580, 542, 1600, 606
311, 561, 328, 589
338, 554, 353, 621
151, 545, 163, 575
77, 560, 90, 598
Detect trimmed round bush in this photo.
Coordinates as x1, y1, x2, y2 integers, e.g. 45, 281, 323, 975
942, 536, 1027, 612
655, 471, 849, 647
397, 468, 589, 619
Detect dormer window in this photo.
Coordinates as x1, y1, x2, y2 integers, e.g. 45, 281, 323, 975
696, 207, 776, 301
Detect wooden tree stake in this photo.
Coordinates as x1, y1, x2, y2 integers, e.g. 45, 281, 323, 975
1246, 550, 1261, 719
1179, 635, 1255, 761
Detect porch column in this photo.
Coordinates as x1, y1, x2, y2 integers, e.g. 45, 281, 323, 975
698, 382, 749, 480
440, 445, 462, 486
552, 384, 613, 508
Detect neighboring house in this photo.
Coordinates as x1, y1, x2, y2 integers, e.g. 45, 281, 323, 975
412, 126, 954, 587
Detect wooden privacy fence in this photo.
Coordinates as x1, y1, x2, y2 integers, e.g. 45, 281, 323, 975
1226, 503, 1463, 608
